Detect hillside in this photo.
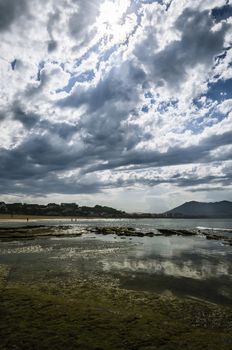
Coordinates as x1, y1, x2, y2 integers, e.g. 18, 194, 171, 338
0, 202, 127, 218
166, 200, 232, 218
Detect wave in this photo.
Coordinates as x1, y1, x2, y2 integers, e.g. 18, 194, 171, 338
197, 226, 232, 232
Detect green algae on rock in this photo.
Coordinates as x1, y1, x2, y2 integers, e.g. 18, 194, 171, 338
1, 278, 232, 350
0, 225, 82, 240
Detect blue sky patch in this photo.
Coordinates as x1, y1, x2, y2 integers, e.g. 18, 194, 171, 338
206, 78, 232, 102
211, 4, 232, 22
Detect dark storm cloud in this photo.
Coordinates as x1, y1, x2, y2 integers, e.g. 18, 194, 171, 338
114, 173, 232, 190
1, 40, 232, 196
57, 62, 148, 161
0, 158, 230, 196
134, 7, 229, 89
46, 10, 60, 52
0, 117, 231, 195
189, 187, 227, 192
174, 174, 232, 188
0, 0, 26, 31
13, 105, 38, 129
0, 135, 78, 181
60, 62, 146, 111
0, 174, 102, 196
57, 4, 231, 185
41, 120, 79, 140
47, 40, 58, 52
0, 0, 232, 199
10, 104, 79, 140
82, 130, 232, 174
0, 111, 6, 121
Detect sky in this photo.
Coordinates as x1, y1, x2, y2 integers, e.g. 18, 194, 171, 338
0, 0, 232, 213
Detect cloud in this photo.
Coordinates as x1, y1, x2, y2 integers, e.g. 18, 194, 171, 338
0, 0, 231, 210
68, 0, 101, 44
0, 0, 27, 31
133, 6, 229, 95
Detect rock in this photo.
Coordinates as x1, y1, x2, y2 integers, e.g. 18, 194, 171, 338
204, 233, 232, 245
92, 226, 153, 237
145, 232, 155, 237
157, 229, 196, 236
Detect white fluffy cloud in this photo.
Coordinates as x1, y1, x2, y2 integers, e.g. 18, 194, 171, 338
0, 0, 232, 211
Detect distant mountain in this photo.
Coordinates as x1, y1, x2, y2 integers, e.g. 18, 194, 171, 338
166, 200, 232, 218
1, 200, 232, 219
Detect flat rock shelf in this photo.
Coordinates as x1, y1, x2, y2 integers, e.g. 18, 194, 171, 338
0, 225, 231, 245
0, 222, 231, 350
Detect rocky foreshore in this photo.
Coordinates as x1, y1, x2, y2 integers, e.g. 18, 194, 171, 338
88, 226, 232, 245
87, 226, 154, 237
0, 224, 231, 245
0, 225, 82, 240
88, 226, 199, 237
0, 224, 232, 349
201, 230, 232, 245
0, 264, 232, 350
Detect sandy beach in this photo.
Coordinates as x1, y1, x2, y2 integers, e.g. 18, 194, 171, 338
0, 214, 93, 221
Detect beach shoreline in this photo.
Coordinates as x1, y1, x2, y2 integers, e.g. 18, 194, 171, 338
0, 214, 102, 221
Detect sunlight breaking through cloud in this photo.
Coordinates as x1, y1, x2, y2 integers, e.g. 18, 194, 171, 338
0, 0, 232, 211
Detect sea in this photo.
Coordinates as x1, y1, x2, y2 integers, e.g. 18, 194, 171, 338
0, 217, 232, 230
0, 218, 231, 304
